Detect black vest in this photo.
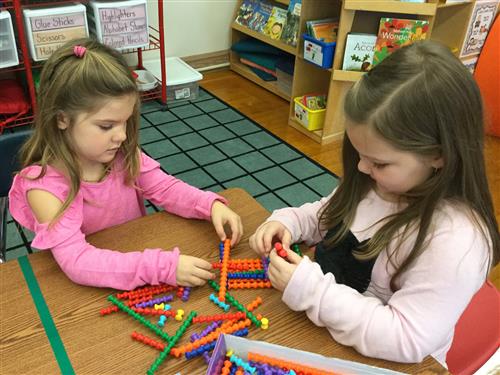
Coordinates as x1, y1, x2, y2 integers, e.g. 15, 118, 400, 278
314, 225, 377, 293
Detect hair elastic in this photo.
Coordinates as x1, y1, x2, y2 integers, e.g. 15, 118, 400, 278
73, 45, 86, 58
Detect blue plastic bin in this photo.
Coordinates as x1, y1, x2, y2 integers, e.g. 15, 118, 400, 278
303, 34, 336, 69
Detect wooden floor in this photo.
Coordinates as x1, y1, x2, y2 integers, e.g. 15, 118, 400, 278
200, 69, 500, 288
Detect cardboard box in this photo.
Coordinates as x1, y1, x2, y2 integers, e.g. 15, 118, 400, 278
206, 334, 406, 375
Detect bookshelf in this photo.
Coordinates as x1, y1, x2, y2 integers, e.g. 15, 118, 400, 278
230, 0, 482, 144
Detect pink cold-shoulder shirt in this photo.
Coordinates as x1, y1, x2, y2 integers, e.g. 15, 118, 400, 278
266, 189, 491, 367
9, 152, 227, 290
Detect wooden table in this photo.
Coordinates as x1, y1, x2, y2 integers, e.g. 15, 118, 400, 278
1, 188, 447, 374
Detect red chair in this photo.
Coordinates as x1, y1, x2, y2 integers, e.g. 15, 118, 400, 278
447, 281, 500, 375
474, 15, 500, 137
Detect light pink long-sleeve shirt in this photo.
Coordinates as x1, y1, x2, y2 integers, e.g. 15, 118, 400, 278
266, 189, 490, 367
9, 152, 226, 290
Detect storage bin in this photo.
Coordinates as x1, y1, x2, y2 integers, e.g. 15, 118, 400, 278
23, 3, 88, 61
88, 0, 149, 51
0, 11, 19, 68
208, 334, 405, 375
144, 57, 203, 102
303, 33, 336, 69
294, 96, 326, 131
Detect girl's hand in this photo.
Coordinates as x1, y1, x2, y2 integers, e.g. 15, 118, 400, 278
268, 248, 302, 292
249, 221, 292, 257
176, 254, 215, 287
211, 201, 243, 247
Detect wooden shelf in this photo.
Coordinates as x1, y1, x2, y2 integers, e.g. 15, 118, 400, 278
230, 60, 291, 101
231, 22, 297, 55
332, 70, 364, 82
288, 117, 323, 143
343, 0, 437, 15
437, 1, 471, 8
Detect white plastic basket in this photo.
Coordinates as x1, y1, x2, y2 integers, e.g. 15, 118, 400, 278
88, 0, 149, 51
23, 3, 89, 61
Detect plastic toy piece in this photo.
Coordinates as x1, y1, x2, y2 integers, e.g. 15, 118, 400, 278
180, 287, 191, 302
274, 242, 288, 258
260, 317, 269, 330
218, 240, 231, 302
209, 293, 230, 312
227, 271, 267, 279
212, 259, 263, 271
221, 360, 233, 375
291, 244, 303, 257
107, 295, 171, 342
135, 294, 174, 309
99, 306, 119, 316
247, 352, 340, 375
228, 280, 272, 289
131, 331, 165, 351
208, 280, 262, 327
246, 296, 263, 312
172, 319, 251, 358
116, 284, 174, 300
190, 321, 221, 342
147, 311, 197, 375
202, 351, 211, 364
158, 315, 167, 327
229, 354, 256, 374
154, 303, 165, 310
175, 309, 184, 321
192, 311, 246, 323
131, 307, 175, 318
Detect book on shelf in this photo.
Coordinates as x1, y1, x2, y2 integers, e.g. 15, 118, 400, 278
235, 0, 259, 28
306, 18, 339, 43
262, 6, 288, 40
342, 33, 377, 71
280, 0, 301, 47
248, 1, 273, 33
372, 17, 429, 66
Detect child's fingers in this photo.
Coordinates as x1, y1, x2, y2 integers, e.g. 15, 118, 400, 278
192, 257, 212, 271
285, 248, 302, 264
262, 230, 275, 254
213, 221, 227, 242
192, 267, 215, 281
269, 249, 287, 269
281, 230, 292, 250
228, 217, 243, 246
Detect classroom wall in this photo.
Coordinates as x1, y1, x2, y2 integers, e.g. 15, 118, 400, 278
143, 0, 237, 64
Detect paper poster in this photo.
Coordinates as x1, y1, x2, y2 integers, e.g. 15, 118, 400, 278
460, 0, 499, 57
461, 56, 479, 74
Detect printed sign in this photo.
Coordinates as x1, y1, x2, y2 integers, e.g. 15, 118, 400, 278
98, 4, 148, 49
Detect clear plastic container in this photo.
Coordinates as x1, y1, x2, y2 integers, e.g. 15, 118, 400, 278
144, 57, 203, 103
0, 11, 18, 68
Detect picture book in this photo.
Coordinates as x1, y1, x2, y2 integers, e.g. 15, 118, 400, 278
305, 18, 338, 43
460, 0, 499, 57
372, 17, 429, 66
235, 0, 259, 28
248, 1, 273, 33
280, 0, 301, 46
262, 6, 287, 40
342, 33, 377, 71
